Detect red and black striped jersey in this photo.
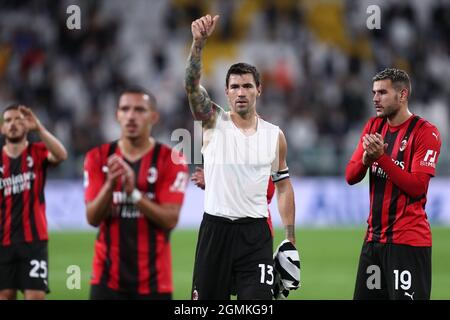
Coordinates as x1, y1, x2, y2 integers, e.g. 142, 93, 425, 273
84, 141, 188, 294
0, 142, 49, 246
350, 115, 441, 246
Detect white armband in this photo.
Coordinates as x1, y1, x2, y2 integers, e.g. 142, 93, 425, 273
271, 167, 290, 183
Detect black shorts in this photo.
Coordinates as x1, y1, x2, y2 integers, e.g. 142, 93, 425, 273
354, 241, 431, 300
0, 241, 49, 293
192, 213, 273, 300
90, 283, 172, 300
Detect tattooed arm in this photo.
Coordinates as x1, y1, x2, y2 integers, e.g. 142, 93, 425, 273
184, 14, 220, 129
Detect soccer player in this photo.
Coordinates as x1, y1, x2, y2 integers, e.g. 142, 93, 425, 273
84, 87, 189, 300
346, 68, 441, 300
0, 104, 68, 300
185, 14, 296, 300
191, 166, 275, 234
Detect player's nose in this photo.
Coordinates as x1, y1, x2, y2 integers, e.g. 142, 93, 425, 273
126, 109, 137, 119
237, 86, 246, 96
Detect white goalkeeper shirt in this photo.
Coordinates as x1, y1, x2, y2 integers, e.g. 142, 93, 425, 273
202, 109, 280, 219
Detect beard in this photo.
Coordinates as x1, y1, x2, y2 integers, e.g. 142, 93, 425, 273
5, 134, 26, 144
379, 95, 401, 118
234, 103, 253, 117
236, 108, 250, 117
382, 104, 400, 118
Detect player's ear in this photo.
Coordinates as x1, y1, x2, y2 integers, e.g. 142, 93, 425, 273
150, 110, 160, 125
399, 87, 408, 102
257, 85, 262, 97
402, 88, 409, 101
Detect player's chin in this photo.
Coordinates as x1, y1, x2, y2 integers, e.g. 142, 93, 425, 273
235, 105, 250, 115
375, 110, 385, 117
124, 131, 141, 139
6, 134, 25, 143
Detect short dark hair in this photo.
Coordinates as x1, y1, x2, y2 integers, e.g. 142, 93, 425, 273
225, 63, 261, 88
117, 86, 157, 110
373, 68, 412, 97
2, 103, 21, 116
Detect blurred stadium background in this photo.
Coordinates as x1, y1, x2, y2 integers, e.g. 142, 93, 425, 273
0, 0, 449, 299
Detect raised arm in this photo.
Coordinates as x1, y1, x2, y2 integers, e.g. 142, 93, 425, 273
184, 14, 220, 129
19, 106, 68, 164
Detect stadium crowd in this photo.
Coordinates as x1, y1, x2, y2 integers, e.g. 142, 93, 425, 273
0, 0, 448, 177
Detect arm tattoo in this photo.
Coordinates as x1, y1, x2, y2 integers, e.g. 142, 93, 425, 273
185, 42, 202, 93
185, 41, 214, 121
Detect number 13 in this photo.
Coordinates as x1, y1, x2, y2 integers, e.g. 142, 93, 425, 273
259, 264, 274, 285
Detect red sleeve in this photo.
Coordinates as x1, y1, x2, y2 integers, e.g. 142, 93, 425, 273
376, 123, 441, 198
156, 150, 189, 205
84, 148, 105, 203
345, 120, 372, 185
377, 154, 430, 198
32, 142, 49, 166
410, 124, 441, 177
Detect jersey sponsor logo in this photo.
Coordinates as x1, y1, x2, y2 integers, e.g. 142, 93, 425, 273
424, 150, 437, 162
421, 150, 437, 168
399, 139, 408, 152
112, 191, 154, 204
393, 159, 405, 170
117, 206, 142, 219
371, 159, 405, 179
0, 171, 36, 196
112, 191, 154, 219
170, 172, 189, 193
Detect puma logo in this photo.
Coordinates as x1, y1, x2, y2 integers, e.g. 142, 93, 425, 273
404, 291, 414, 300
432, 132, 439, 140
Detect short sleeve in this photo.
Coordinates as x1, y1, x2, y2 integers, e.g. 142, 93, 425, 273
84, 148, 105, 202
410, 125, 441, 176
